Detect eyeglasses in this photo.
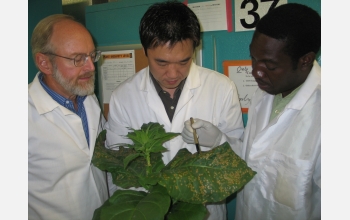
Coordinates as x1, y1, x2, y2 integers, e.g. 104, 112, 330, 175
44, 50, 101, 67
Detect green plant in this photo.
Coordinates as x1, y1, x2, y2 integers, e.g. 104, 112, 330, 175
92, 122, 256, 220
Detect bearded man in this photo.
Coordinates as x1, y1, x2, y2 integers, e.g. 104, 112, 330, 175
28, 14, 108, 220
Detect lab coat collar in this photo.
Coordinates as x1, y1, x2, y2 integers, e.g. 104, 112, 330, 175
29, 72, 101, 158
286, 61, 321, 110
174, 61, 200, 114
140, 66, 171, 127
257, 61, 321, 112
140, 66, 151, 92
184, 61, 201, 90
251, 61, 321, 133
29, 72, 77, 116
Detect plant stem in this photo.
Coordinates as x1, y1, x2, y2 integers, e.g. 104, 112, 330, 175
146, 152, 152, 175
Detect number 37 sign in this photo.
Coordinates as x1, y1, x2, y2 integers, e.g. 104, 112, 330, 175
234, 0, 287, 32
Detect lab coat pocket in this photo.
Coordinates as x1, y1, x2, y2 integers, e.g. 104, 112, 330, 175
262, 151, 313, 211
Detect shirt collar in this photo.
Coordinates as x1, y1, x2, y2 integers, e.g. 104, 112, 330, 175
149, 71, 186, 94
38, 72, 86, 112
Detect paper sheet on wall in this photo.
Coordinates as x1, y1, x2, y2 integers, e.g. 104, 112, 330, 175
188, 0, 228, 32
227, 65, 258, 109
100, 50, 135, 104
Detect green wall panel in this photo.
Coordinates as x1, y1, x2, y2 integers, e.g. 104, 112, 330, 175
28, 0, 62, 83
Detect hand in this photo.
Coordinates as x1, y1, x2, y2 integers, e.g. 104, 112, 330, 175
181, 118, 222, 149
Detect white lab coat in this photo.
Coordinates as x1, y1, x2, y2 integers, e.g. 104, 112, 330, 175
235, 61, 321, 220
28, 72, 109, 220
106, 62, 244, 220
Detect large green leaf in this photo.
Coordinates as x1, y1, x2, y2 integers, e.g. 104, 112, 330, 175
166, 201, 207, 220
92, 185, 171, 220
158, 142, 256, 204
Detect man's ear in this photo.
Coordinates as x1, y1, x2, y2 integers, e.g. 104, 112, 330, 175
299, 52, 316, 71
142, 47, 148, 57
35, 53, 53, 75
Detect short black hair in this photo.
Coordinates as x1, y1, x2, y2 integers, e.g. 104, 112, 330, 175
139, 0, 200, 55
256, 3, 321, 64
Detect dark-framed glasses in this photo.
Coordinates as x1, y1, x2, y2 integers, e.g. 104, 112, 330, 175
44, 50, 101, 67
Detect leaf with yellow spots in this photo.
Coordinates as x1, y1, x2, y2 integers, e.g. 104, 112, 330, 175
158, 142, 256, 204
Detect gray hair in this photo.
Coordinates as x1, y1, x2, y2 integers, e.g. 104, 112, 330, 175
30, 14, 75, 69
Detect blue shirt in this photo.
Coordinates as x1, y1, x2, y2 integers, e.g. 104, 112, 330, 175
39, 73, 90, 147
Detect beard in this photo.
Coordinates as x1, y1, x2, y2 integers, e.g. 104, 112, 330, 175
52, 65, 95, 96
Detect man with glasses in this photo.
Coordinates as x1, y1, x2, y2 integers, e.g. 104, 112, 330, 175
28, 14, 108, 220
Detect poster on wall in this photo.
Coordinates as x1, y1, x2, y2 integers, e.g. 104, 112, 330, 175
234, 0, 287, 32
188, 0, 232, 32
99, 50, 135, 104
223, 60, 258, 113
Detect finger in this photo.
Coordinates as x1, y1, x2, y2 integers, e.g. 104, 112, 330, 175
181, 129, 194, 140
184, 121, 194, 132
184, 119, 191, 125
181, 132, 194, 143
192, 118, 204, 129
